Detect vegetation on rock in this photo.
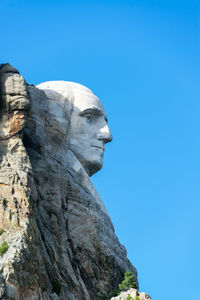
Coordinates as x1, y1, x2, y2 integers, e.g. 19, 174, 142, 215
52, 279, 62, 295
118, 271, 137, 292
109, 288, 120, 298
0, 241, 9, 256
126, 295, 140, 300
0, 228, 4, 235
96, 271, 138, 300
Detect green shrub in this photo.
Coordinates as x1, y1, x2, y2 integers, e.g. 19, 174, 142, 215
0, 241, 9, 256
0, 228, 4, 235
52, 279, 62, 295
96, 294, 108, 300
96, 288, 120, 300
108, 288, 120, 298
96, 271, 137, 300
118, 271, 137, 292
134, 296, 140, 300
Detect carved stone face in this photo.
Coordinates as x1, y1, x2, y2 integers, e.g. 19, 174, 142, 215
68, 92, 112, 176
36, 81, 112, 176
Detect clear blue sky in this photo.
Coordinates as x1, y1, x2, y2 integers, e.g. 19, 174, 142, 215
1, 1, 199, 299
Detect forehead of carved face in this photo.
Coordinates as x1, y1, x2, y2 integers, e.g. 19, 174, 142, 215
68, 92, 112, 176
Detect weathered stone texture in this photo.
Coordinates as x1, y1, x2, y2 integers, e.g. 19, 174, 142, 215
0, 64, 44, 299
0, 64, 140, 300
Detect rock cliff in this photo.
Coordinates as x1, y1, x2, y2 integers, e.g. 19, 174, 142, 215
0, 63, 138, 300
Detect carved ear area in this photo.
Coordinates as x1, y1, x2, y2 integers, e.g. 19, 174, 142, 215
0, 63, 30, 139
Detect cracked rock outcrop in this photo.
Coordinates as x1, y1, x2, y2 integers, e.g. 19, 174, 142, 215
110, 288, 151, 300
0, 64, 138, 300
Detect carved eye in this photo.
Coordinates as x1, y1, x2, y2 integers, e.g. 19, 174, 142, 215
84, 114, 93, 122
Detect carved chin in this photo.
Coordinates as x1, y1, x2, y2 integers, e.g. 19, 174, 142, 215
69, 146, 104, 176
84, 160, 103, 177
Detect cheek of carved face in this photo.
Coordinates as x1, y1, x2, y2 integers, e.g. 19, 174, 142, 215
68, 93, 112, 176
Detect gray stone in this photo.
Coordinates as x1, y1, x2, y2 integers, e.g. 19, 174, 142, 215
0, 64, 150, 300
1, 73, 27, 96
0, 63, 19, 75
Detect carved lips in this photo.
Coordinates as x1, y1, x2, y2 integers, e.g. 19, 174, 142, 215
91, 145, 105, 151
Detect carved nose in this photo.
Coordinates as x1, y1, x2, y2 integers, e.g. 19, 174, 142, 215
97, 124, 113, 144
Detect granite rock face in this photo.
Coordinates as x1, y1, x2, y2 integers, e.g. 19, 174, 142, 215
0, 64, 138, 300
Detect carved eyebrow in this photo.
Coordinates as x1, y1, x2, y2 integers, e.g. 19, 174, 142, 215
79, 107, 108, 122
79, 107, 103, 116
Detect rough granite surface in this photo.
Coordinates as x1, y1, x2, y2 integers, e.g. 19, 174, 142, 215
0, 64, 143, 300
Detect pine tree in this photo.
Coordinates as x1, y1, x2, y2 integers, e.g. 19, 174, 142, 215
118, 271, 137, 292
